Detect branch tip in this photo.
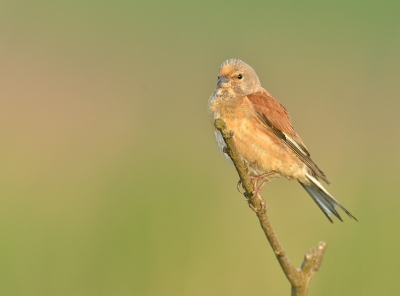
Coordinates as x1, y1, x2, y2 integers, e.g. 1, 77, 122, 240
214, 118, 234, 139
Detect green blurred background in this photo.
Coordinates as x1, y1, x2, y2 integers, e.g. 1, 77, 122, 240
1, 1, 399, 295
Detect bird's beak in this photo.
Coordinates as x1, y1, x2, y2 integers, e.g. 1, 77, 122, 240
216, 75, 230, 88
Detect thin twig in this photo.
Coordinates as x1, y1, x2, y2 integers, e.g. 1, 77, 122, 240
214, 118, 327, 296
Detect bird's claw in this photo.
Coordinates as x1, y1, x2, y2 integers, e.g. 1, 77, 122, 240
237, 179, 245, 194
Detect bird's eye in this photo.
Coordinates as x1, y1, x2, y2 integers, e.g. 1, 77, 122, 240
238, 74, 243, 79
217, 76, 220, 80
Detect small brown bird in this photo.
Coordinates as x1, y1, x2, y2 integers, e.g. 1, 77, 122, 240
208, 59, 356, 222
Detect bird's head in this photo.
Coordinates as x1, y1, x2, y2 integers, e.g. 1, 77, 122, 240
215, 59, 261, 97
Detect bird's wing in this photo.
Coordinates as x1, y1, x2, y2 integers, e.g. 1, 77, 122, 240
247, 89, 329, 184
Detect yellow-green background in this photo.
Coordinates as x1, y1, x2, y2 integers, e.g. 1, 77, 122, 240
1, 1, 399, 295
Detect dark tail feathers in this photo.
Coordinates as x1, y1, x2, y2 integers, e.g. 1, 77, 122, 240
299, 174, 357, 223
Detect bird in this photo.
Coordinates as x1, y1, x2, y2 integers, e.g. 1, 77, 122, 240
208, 59, 356, 223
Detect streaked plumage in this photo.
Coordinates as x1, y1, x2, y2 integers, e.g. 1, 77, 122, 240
208, 59, 356, 222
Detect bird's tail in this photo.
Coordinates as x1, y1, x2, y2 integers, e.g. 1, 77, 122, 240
299, 173, 357, 223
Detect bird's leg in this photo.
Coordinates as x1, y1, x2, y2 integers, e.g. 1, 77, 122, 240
250, 171, 277, 195
252, 179, 269, 196
248, 171, 277, 215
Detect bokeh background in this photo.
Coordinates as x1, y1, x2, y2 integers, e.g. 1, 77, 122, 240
1, 1, 399, 295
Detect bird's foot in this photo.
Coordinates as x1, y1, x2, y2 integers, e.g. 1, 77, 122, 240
237, 171, 275, 216
247, 194, 266, 216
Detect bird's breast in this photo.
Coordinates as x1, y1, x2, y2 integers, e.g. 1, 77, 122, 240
210, 100, 305, 180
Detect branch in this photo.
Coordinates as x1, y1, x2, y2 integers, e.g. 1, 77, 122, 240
214, 118, 327, 296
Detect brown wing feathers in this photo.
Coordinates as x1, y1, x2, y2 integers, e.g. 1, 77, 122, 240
247, 90, 330, 184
